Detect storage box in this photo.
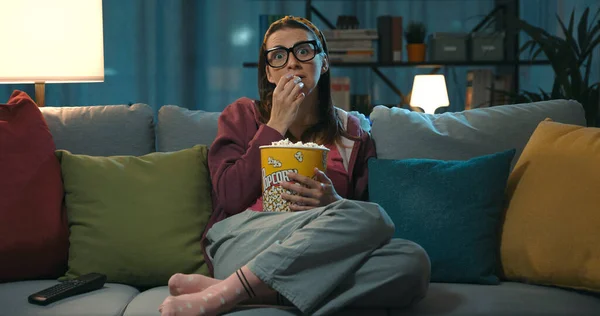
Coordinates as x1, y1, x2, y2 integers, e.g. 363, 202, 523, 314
470, 32, 505, 61
428, 33, 468, 61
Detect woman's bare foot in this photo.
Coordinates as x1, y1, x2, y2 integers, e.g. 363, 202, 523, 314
159, 266, 281, 315
168, 273, 221, 296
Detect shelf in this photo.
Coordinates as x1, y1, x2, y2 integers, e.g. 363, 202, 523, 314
243, 60, 551, 68
251, 0, 532, 104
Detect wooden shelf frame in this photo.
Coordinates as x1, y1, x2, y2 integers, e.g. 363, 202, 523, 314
246, 0, 538, 106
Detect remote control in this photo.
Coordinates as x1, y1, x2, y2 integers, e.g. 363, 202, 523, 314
28, 273, 107, 306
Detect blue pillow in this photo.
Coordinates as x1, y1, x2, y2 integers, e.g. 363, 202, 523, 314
368, 149, 516, 285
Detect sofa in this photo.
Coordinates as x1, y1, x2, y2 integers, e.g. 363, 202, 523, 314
1, 96, 600, 316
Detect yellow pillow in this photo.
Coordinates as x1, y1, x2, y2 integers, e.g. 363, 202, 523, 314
501, 119, 600, 293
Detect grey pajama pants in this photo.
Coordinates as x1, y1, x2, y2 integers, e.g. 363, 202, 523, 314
205, 199, 431, 315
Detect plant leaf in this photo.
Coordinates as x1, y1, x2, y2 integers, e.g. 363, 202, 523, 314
584, 47, 593, 87
568, 9, 575, 35
588, 8, 600, 34
578, 7, 590, 55
519, 40, 536, 55
551, 78, 564, 99
566, 43, 582, 98
538, 87, 552, 100
488, 88, 529, 104
521, 90, 543, 102
517, 18, 575, 73
580, 31, 600, 60
519, 39, 547, 61
531, 47, 545, 61
556, 12, 581, 58
580, 11, 600, 60
517, 19, 557, 60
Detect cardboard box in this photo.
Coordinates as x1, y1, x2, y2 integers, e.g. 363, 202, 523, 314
470, 32, 505, 61
428, 33, 468, 61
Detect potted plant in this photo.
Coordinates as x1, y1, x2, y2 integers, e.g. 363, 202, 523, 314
494, 7, 600, 126
405, 21, 427, 62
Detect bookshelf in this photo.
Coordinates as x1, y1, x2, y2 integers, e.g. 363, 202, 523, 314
243, 60, 552, 68
245, 0, 550, 107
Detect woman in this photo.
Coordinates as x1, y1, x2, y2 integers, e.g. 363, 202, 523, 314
159, 16, 430, 316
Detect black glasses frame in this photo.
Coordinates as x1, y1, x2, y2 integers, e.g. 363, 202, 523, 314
264, 40, 323, 68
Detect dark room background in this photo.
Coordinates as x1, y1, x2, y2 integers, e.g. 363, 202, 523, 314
1, 0, 598, 113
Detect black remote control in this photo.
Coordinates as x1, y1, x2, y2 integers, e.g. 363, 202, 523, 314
28, 273, 107, 306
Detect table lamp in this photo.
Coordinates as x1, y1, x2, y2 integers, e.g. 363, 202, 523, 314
409, 74, 450, 114
0, 0, 104, 107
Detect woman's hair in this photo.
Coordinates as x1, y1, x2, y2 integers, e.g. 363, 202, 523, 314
256, 16, 356, 145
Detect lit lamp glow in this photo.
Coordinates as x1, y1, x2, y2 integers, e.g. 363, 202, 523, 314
409, 74, 450, 114
0, 0, 104, 107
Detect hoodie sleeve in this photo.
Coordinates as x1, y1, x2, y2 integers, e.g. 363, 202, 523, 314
207, 98, 284, 215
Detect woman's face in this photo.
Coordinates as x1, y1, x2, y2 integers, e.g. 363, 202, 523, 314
265, 28, 328, 97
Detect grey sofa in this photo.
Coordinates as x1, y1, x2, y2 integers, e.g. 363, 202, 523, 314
2, 99, 599, 316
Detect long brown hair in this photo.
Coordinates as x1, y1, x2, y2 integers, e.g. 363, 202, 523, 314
256, 16, 356, 145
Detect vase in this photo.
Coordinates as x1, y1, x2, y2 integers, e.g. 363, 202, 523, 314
407, 43, 426, 62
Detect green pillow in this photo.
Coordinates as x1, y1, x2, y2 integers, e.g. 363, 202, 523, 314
56, 145, 212, 289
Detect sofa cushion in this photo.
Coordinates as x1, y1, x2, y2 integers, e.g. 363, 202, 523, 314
0, 280, 138, 316
0, 90, 69, 282
370, 99, 586, 169
157, 105, 221, 151
123, 286, 387, 316
391, 282, 600, 316
368, 149, 515, 284
57, 145, 213, 289
40, 103, 155, 156
501, 120, 600, 293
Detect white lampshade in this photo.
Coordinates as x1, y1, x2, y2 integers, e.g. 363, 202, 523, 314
0, 0, 104, 84
409, 74, 450, 114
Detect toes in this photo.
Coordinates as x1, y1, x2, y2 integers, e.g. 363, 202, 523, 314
168, 274, 183, 295
159, 296, 179, 316
168, 273, 183, 287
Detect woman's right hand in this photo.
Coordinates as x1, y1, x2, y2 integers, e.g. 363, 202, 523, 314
267, 73, 306, 136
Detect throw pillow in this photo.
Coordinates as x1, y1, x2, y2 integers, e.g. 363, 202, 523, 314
501, 120, 600, 293
57, 145, 213, 289
368, 149, 516, 284
0, 90, 69, 282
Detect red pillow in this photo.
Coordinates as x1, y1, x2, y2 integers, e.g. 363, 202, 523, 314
0, 90, 69, 282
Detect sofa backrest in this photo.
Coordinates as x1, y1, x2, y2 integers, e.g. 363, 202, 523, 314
156, 105, 220, 152
41, 103, 155, 156
154, 106, 371, 152
370, 99, 586, 169
40, 99, 587, 167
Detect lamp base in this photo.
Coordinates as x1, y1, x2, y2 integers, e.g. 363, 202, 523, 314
35, 82, 45, 107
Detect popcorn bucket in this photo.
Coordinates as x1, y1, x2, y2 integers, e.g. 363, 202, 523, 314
259, 144, 329, 212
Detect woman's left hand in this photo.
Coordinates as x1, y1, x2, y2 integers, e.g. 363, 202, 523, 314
281, 168, 342, 211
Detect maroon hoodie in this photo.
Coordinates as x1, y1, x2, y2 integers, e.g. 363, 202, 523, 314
201, 97, 377, 276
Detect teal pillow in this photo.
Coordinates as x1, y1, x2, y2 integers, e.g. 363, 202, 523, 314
368, 149, 516, 285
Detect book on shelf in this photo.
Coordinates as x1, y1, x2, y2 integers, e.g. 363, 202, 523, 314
329, 50, 375, 63
322, 29, 378, 40
323, 28, 378, 63
466, 69, 493, 109
331, 77, 351, 111
377, 15, 403, 63
491, 74, 513, 105
327, 40, 373, 50
465, 69, 513, 109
